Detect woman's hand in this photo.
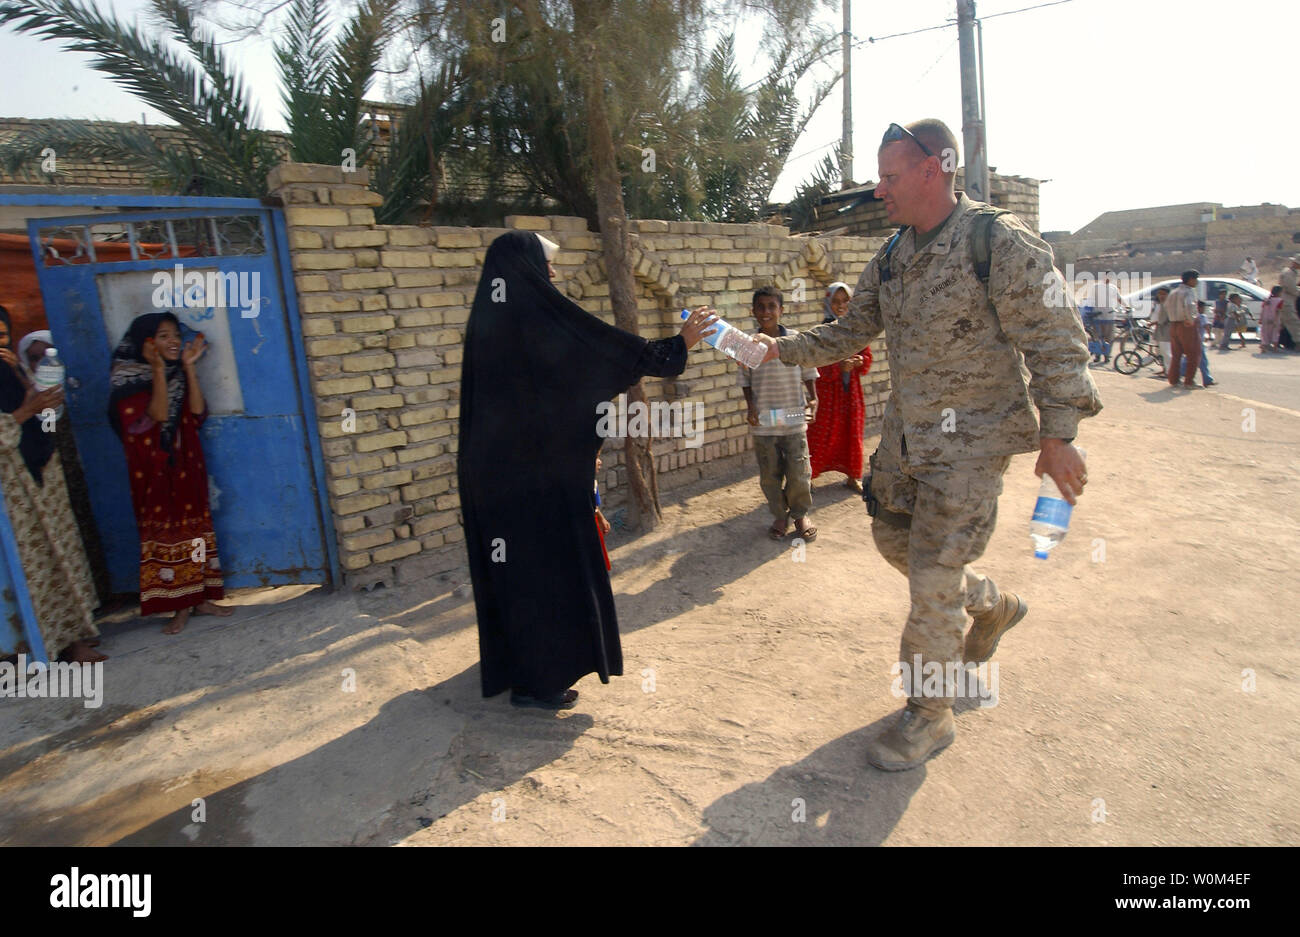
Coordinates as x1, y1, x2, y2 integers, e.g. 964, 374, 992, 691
0, 347, 20, 371
142, 338, 163, 369
679, 306, 719, 350
182, 334, 208, 367
12, 385, 62, 424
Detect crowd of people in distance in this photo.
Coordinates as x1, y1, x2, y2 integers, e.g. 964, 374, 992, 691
1141, 258, 1300, 389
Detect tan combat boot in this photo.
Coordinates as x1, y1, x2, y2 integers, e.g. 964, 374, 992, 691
865, 704, 956, 771
963, 591, 1028, 664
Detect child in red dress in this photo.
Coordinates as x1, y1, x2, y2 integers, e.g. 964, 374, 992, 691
108, 313, 232, 634
806, 282, 872, 492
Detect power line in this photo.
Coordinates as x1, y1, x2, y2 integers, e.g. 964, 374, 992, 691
860, 0, 1076, 45
785, 137, 840, 165
736, 0, 1076, 94
980, 0, 1076, 23
773, 0, 1077, 182
915, 35, 960, 83
861, 19, 954, 45
783, 32, 957, 168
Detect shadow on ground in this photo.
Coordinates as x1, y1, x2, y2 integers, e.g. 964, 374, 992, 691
615, 479, 866, 635
694, 698, 992, 846
110, 665, 592, 846
693, 711, 924, 845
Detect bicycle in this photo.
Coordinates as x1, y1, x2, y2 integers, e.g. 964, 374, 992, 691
1114, 315, 1163, 374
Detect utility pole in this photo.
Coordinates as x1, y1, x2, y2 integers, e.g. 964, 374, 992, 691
840, 0, 852, 190
956, 0, 989, 203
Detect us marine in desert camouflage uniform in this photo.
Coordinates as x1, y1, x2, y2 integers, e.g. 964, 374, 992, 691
755, 119, 1102, 771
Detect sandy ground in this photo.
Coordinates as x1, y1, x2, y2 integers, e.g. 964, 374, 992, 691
2, 352, 1298, 846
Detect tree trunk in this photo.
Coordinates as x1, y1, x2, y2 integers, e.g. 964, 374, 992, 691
571, 0, 661, 529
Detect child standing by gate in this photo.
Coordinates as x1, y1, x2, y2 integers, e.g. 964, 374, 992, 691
109, 313, 232, 634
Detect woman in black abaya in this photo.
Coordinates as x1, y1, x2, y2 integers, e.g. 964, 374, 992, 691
458, 231, 716, 709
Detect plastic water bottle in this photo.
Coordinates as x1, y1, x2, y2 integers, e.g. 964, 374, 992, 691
758, 407, 806, 428
33, 347, 65, 420
681, 308, 767, 369
1030, 448, 1085, 559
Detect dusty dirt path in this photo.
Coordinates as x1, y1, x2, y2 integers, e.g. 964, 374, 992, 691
393, 364, 1300, 846
2, 363, 1297, 845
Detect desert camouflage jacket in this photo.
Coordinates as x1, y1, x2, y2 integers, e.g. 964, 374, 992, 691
775, 195, 1102, 465
1281, 266, 1298, 300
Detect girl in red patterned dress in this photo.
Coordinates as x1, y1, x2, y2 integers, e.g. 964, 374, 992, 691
806, 282, 872, 492
108, 313, 231, 634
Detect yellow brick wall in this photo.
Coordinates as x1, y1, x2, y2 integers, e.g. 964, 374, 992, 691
268, 163, 889, 588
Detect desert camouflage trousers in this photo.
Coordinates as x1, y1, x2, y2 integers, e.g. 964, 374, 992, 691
1282, 297, 1300, 350
867, 440, 1012, 715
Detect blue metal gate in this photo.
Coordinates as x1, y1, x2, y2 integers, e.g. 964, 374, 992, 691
0, 196, 338, 658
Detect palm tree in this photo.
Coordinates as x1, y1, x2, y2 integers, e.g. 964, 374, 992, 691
690, 34, 839, 223
0, 0, 451, 212
0, 0, 281, 195
783, 149, 843, 231
274, 0, 397, 169
373, 57, 475, 224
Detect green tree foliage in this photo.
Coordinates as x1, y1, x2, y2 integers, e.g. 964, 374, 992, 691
461, 15, 838, 225
685, 33, 838, 222
0, 0, 461, 218
1, 0, 837, 225
782, 148, 842, 231
373, 57, 474, 224
0, 0, 280, 196
274, 0, 401, 169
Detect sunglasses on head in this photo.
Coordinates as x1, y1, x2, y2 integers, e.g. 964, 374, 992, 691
881, 122, 934, 158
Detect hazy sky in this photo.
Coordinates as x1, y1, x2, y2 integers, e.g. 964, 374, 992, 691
0, 0, 1293, 233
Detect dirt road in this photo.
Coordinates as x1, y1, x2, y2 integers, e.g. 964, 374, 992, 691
3, 360, 1297, 846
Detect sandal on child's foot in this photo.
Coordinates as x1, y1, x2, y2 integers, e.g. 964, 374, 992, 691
794, 518, 818, 542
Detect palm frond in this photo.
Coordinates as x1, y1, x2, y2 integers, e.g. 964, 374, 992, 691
0, 119, 250, 196
0, 0, 278, 195
373, 57, 470, 224
323, 0, 398, 167
274, 0, 332, 163
784, 149, 842, 231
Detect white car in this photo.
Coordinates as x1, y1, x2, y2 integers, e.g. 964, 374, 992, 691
1122, 276, 1269, 333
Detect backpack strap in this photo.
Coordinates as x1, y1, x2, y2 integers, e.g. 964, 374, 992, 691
971, 207, 1012, 284
878, 227, 906, 283
880, 208, 1010, 286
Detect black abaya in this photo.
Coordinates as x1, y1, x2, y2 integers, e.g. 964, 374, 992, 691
457, 231, 688, 697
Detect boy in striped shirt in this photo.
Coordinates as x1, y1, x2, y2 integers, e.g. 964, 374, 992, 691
739, 286, 820, 541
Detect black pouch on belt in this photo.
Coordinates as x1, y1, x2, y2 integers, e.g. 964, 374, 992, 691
862, 454, 879, 517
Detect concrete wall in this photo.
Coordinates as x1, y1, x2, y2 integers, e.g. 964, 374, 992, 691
268, 163, 890, 589
1047, 201, 1300, 282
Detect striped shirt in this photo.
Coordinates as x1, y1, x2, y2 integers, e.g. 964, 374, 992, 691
738, 325, 818, 436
